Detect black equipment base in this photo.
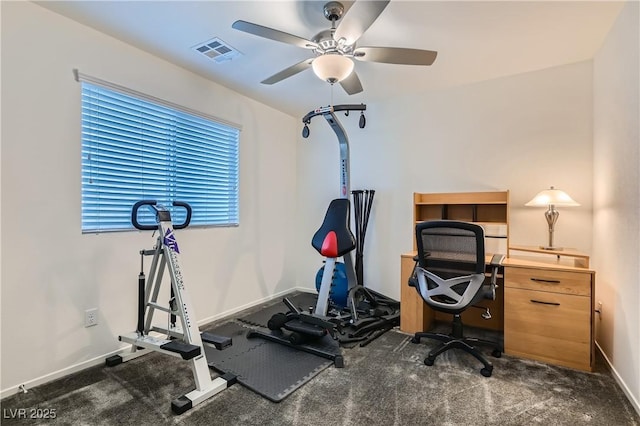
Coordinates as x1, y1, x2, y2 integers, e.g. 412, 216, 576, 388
247, 329, 344, 368
240, 292, 399, 348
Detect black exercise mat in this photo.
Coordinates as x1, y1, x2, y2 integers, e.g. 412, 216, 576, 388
203, 320, 332, 402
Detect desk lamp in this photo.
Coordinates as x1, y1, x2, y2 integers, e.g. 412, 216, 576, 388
526, 186, 579, 250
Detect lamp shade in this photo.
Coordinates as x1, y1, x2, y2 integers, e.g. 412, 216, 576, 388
312, 54, 354, 84
525, 187, 580, 207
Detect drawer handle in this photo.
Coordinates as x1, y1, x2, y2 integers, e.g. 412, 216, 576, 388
530, 278, 561, 284
530, 299, 560, 306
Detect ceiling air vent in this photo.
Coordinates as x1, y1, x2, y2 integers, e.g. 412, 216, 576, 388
193, 37, 241, 63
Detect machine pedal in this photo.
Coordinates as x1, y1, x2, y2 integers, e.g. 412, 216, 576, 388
283, 319, 327, 337
160, 340, 201, 360
201, 332, 232, 350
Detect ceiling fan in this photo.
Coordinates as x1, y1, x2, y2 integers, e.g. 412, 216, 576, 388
232, 0, 437, 95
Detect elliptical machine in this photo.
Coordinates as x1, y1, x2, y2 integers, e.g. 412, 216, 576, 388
106, 200, 236, 414
247, 104, 400, 365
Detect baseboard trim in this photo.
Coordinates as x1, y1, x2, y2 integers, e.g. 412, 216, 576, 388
595, 341, 640, 417
197, 286, 311, 326
0, 349, 124, 400
0, 287, 313, 400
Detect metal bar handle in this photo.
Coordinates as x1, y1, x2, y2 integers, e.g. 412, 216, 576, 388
530, 278, 561, 284
530, 299, 560, 306
302, 104, 366, 123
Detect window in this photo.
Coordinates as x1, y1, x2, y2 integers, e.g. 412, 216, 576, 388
80, 81, 240, 233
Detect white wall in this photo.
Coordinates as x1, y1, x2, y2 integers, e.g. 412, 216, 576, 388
0, 1, 298, 394
297, 61, 594, 300
2, 0, 637, 414
593, 0, 640, 412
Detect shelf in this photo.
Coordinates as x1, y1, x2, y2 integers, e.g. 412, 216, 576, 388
412, 190, 510, 252
414, 191, 509, 205
509, 245, 589, 268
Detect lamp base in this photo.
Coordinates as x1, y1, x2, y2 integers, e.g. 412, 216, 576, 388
540, 246, 563, 251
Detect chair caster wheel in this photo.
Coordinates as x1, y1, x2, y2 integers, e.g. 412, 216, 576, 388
481, 367, 493, 377
411, 336, 420, 344
424, 357, 434, 366
491, 349, 502, 358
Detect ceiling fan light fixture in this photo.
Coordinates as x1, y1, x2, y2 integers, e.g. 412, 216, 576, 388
312, 54, 354, 84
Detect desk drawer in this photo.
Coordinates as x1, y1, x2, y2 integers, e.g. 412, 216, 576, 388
504, 287, 591, 370
505, 267, 591, 296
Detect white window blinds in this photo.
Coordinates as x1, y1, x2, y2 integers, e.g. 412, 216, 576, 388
81, 81, 240, 232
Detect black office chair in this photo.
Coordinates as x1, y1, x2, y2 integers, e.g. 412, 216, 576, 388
409, 220, 503, 377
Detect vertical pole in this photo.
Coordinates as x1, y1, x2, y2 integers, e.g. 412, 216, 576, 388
170, 286, 177, 327
323, 110, 358, 291
316, 257, 337, 316
137, 251, 145, 335
352, 190, 364, 286
351, 189, 375, 287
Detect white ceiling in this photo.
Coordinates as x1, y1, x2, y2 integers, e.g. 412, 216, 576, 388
37, 1, 624, 117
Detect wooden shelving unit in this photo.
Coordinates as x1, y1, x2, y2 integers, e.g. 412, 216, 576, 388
412, 190, 510, 255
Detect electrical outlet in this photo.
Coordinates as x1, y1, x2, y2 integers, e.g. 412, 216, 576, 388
85, 308, 98, 327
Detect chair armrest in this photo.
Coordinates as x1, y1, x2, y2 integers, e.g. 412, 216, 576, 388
490, 254, 505, 267
488, 253, 505, 290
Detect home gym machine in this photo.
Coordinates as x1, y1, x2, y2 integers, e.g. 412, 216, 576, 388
247, 104, 400, 365
105, 200, 236, 415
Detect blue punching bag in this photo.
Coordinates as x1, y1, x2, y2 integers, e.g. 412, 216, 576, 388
315, 262, 349, 308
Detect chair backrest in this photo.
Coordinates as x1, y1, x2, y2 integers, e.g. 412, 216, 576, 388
414, 220, 486, 313
416, 220, 485, 274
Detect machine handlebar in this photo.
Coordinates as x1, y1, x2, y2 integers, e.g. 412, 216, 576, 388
302, 104, 366, 124
171, 201, 192, 229
131, 200, 192, 230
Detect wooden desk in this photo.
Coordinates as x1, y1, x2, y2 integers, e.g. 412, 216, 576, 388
400, 251, 595, 371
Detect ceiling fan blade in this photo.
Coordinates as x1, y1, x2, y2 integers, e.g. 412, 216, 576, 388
353, 47, 438, 66
232, 20, 317, 49
340, 71, 363, 95
334, 1, 390, 46
261, 58, 314, 85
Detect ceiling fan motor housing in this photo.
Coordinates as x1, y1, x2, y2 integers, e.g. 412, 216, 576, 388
318, 37, 339, 53
323, 2, 345, 22
312, 29, 353, 56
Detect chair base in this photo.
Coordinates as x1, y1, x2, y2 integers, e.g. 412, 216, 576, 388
411, 327, 502, 377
